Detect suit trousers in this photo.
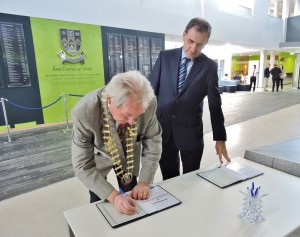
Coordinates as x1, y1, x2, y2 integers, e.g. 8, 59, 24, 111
159, 134, 204, 180
264, 77, 269, 90
89, 175, 137, 203
250, 76, 256, 91
272, 78, 280, 92
279, 79, 283, 90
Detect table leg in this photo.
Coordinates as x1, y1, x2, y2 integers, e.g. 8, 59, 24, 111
68, 225, 75, 237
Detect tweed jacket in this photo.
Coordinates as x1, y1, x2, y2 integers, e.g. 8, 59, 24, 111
71, 88, 162, 200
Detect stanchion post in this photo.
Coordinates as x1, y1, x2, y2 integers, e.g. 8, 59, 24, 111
62, 93, 70, 132
1, 97, 12, 143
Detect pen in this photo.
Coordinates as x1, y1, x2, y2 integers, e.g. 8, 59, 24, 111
254, 187, 260, 197
250, 188, 254, 197
119, 188, 135, 207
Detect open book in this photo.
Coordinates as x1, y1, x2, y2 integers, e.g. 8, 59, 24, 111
197, 162, 263, 188
96, 185, 181, 228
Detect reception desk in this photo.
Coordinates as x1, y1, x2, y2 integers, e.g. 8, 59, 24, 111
64, 157, 300, 237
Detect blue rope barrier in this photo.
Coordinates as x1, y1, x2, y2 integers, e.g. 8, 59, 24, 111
68, 93, 84, 97
4, 96, 63, 110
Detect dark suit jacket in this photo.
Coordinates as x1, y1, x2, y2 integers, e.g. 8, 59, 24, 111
270, 67, 282, 80
150, 47, 226, 150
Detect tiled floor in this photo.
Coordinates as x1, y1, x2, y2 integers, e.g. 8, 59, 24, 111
0, 124, 73, 201
0, 85, 300, 237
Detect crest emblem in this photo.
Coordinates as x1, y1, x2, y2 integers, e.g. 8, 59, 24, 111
60, 28, 81, 56
58, 28, 85, 64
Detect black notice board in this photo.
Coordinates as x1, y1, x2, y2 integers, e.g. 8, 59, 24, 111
101, 26, 164, 84
0, 13, 43, 128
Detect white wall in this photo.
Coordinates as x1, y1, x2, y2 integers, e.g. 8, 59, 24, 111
204, 0, 284, 49
1, 0, 286, 84
0, 0, 201, 36
1, 0, 284, 49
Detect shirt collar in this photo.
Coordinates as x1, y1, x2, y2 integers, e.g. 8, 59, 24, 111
181, 49, 194, 62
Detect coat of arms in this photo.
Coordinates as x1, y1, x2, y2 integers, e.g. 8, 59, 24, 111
58, 28, 86, 64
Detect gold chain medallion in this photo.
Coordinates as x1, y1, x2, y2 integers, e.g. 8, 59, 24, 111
121, 173, 133, 186
101, 92, 137, 185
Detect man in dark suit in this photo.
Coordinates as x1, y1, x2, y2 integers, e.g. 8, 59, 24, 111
150, 17, 230, 180
270, 64, 282, 92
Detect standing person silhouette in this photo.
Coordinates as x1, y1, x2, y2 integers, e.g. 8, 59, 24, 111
250, 65, 258, 92
263, 64, 271, 91
270, 64, 282, 92
150, 17, 230, 180
279, 64, 286, 91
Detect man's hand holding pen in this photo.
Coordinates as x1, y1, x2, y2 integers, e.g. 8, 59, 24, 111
108, 182, 150, 215
111, 189, 138, 215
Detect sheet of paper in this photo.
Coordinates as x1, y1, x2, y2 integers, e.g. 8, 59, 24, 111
137, 185, 181, 214
97, 202, 146, 227
226, 162, 263, 179
199, 166, 243, 187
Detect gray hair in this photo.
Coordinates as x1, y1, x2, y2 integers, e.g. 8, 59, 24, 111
105, 70, 154, 109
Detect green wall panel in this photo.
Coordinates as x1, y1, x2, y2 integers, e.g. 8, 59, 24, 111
231, 56, 240, 72
249, 55, 260, 61
279, 52, 294, 73
30, 17, 104, 123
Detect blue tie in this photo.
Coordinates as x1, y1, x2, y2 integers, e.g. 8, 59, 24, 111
178, 57, 189, 93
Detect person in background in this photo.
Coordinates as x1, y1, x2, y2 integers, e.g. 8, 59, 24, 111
221, 73, 229, 80
249, 65, 258, 92
240, 72, 245, 84
71, 70, 162, 215
150, 17, 230, 181
279, 64, 286, 91
270, 64, 282, 92
233, 73, 241, 80
263, 63, 271, 91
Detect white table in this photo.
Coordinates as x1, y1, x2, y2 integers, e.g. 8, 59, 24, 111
64, 157, 300, 237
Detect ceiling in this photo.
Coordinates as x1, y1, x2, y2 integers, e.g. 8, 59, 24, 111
166, 0, 299, 57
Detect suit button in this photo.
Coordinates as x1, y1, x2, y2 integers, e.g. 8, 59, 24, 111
175, 99, 179, 103
172, 115, 175, 119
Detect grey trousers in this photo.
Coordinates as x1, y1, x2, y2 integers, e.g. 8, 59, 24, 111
264, 77, 269, 90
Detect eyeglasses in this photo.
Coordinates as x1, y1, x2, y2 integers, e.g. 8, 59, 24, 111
120, 111, 134, 122
117, 106, 138, 124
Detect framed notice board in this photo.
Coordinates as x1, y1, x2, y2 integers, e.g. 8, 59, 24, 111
101, 26, 164, 84
0, 13, 43, 127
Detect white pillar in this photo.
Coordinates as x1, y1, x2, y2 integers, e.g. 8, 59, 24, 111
224, 53, 232, 79
282, 0, 290, 19
294, 0, 300, 16
258, 50, 267, 88
270, 51, 276, 67
293, 53, 300, 89
282, 0, 290, 38
274, 1, 279, 17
